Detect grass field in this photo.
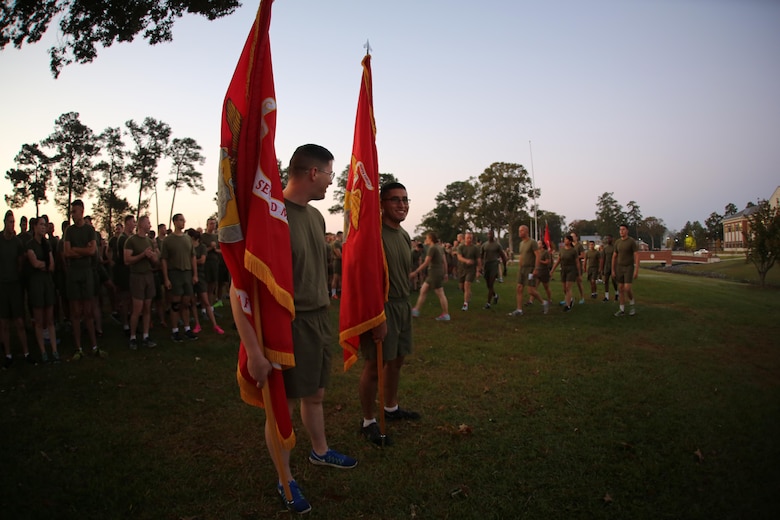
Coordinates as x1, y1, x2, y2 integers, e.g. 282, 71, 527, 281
1, 266, 779, 519
667, 255, 780, 286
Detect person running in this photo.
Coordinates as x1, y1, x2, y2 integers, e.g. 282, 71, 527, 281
480, 230, 506, 309
1, 210, 33, 367
187, 229, 224, 335
124, 215, 159, 349
570, 232, 586, 304
410, 231, 450, 321
63, 200, 106, 360
509, 225, 548, 316
584, 240, 601, 299
551, 235, 581, 312
161, 213, 198, 342
359, 182, 420, 446
25, 217, 59, 363
456, 232, 480, 311
600, 234, 618, 302
612, 224, 640, 316
536, 240, 554, 306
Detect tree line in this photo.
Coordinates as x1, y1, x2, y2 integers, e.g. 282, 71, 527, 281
4, 112, 205, 234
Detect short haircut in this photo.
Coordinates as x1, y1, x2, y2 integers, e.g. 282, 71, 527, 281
124, 214, 135, 224
186, 228, 201, 240
427, 231, 439, 243
137, 215, 150, 224
71, 199, 84, 208
172, 213, 183, 222
380, 181, 406, 198
619, 223, 629, 229
289, 144, 333, 174
20, 215, 27, 223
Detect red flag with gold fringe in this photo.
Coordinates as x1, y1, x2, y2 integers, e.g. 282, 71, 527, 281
339, 54, 388, 371
217, 0, 295, 449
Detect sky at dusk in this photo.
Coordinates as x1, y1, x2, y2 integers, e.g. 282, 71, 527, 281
1, 0, 778, 238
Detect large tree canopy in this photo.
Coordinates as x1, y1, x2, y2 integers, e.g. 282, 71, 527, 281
0, 0, 241, 77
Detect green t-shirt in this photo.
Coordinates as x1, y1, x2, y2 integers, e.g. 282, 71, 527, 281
481, 241, 503, 263
26, 237, 51, 274
286, 199, 329, 311
194, 243, 207, 280
614, 237, 638, 267
426, 244, 445, 279
125, 234, 155, 274
459, 244, 480, 273
0, 234, 24, 283
518, 238, 539, 268
538, 249, 551, 275
559, 246, 579, 269
585, 248, 601, 270
202, 232, 219, 264
601, 244, 615, 270
382, 223, 411, 300
161, 233, 194, 271
63, 222, 96, 270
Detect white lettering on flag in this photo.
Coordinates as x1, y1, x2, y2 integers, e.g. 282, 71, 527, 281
252, 167, 288, 223
235, 288, 252, 315
356, 161, 374, 191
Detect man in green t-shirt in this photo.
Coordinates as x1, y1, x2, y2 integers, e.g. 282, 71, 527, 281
124, 215, 158, 349
1, 210, 32, 367
480, 231, 506, 309
456, 232, 480, 311
510, 225, 548, 316
359, 182, 420, 446
63, 200, 105, 360
599, 234, 618, 302
584, 240, 601, 299
161, 213, 197, 342
612, 224, 640, 316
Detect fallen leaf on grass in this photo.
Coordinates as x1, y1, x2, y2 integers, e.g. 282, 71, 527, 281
694, 448, 704, 463
195, 357, 201, 362
483, 386, 490, 394
40, 451, 51, 461
458, 424, 473, 435
194, 398, 205, 403
603, 493, 613, 504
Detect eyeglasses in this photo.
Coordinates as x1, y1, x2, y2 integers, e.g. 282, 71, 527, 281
315, 167, 335, 181
382, 197, 411, 204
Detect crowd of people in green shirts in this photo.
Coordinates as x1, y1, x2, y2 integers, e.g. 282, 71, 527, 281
1, 205, 231, 368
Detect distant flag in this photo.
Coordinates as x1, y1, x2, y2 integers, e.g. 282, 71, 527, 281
339, 53, 387, 371
544, 222, 551, 250
217, 0, 295, 449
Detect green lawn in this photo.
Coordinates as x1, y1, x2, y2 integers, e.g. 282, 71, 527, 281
669, 254, 780, 286
1, 267, 779, 519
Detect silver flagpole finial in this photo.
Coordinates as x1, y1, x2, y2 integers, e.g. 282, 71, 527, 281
364, 39, 372, 55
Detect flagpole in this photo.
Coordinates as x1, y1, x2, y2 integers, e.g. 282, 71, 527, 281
528, 140, 538, 241
376, 341, 387, 444
253, 285, 291, 501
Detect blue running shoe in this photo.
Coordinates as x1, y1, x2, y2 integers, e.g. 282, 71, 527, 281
308, 449, 358, 469
277, 480, 311, 514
